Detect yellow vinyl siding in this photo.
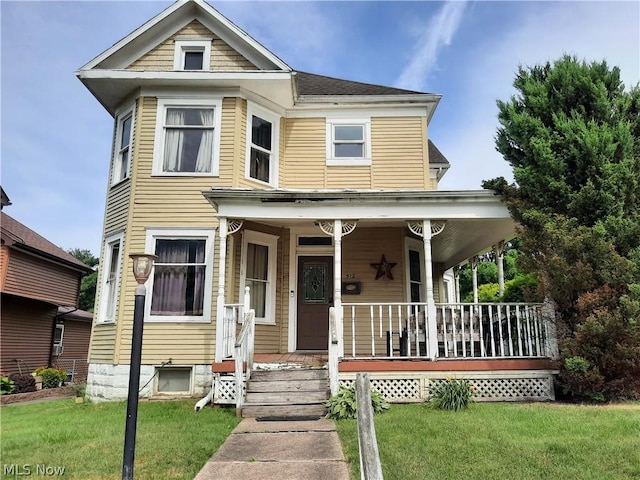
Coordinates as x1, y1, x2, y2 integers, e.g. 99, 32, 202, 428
88, 325, 116, 363
325, 167, 372, 189
127, 21, 258, 71
371, 117, 427, 189
282, 117, 326, 188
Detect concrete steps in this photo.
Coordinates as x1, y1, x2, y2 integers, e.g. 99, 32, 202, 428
242, 367, 330, 419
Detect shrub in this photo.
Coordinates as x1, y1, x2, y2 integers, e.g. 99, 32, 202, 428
325, 384, 389, 420
429, 378, 474, 411
8, 374, 36, 393
1, 376, 15, 395
39, 368, 67, 389
502, 274, 540, 302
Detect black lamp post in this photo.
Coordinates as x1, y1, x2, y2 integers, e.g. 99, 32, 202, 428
122, 253, 156, 480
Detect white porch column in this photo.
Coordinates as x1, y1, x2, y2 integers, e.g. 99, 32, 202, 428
470, 256, 479, 304
214, 217, 228, 362
453, 265, 461, 304
333, 219, 343, 357
422, 220, 439, 360
495, 240, 505, 297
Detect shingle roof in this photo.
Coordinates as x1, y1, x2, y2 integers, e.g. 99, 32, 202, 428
295, 71, 428, 96
1, 212, 92, 272
428, 140, 450, 165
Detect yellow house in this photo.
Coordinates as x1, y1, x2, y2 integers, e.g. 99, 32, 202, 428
78, 0, 558, 408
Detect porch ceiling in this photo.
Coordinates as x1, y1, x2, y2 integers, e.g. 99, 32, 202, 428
204, 188, 515, 269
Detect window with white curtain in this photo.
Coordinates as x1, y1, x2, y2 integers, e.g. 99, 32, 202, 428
112, 105, 134, 185
97, 232, 123, 323
153, 99, 222, 176
240, 230, 278, 324
145, 229, 215, 322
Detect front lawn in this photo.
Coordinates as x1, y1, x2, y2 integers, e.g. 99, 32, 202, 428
335, 402, 640, 480
1, 399, 240, 479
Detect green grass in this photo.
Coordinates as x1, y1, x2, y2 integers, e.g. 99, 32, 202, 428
1, 399, 240, 479
335, 402, 640, 480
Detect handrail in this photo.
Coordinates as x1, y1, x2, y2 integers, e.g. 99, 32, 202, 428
356, 372, 384, 480
234, 287, 255, 413
328, 306, 339, 396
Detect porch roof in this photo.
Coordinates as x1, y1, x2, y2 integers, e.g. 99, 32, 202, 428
203, 188, 514, 269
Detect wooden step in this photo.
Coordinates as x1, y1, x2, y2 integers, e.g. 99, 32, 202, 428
250, 368, 328, 381
245, 391, 329, 405
247, 378, 329, 393
242, 403, 328, 419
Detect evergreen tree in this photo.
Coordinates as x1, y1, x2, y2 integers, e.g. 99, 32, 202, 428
484, 55, 640, 401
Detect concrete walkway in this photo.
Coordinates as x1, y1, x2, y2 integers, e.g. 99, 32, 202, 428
193, 418, 350, 480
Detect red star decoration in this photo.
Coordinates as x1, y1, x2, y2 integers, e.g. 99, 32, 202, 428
370, 255, 397, 280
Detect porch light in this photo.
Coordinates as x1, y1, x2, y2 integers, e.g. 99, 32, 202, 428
129, 253, 157, 284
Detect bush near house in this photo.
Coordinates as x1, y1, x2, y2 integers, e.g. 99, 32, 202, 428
8, 374, 35, 394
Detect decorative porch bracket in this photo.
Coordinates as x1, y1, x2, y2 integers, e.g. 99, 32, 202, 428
215, 217, 244, 362
407, 220, 445, 360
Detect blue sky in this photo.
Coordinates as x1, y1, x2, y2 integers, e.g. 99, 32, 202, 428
1, 1, 638, 256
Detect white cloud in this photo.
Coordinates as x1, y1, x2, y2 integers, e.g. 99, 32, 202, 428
395, 1, 468, 91
437, 1, 640, 190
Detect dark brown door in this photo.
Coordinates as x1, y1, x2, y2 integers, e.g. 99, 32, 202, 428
297, 256, 333, 350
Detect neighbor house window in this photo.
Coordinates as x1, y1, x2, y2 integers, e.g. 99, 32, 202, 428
246, 103, 279, 186
240, 231, 278, 324
326, 118, 372, 166
97, 232, 124, 323
173, 40, 211, 71
145, 229, 215, 323
112, 105, 134, 185
52, 323, 64, 356
153, 99, 221, 176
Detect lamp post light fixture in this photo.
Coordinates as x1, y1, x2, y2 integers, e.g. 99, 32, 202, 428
122, 253, 157, 480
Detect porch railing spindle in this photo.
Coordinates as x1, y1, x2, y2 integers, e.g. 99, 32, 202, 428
440, 305, 448, 358
488, 304, 496, 357
369, 306, 375, 357
506, 305, 514, 356
533, 307, 542, 357
352, 305, 356, 357
497, 304, 505, 357
460, 307, 466, 358
478, 305, 485, 357
515, 305, 524, 356
525, 306, 534, 356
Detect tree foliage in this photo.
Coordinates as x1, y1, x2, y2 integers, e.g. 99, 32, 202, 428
483, 55, 640, 401
68, 248, 99, 312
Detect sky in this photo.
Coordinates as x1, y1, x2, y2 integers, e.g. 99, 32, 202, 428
1, 0, 638, 256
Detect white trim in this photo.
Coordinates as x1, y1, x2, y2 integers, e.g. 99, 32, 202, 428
245, 102, 280, 187
144, 228, 215, 323
77, 70, 291, 81
173, 39, 211, 71
239, 230, 279, 325
152, 97, 222, 176
96, 232, 124, 324
288, 107, 429, 119
326, 117, 372, 167
111, 103, 135, 186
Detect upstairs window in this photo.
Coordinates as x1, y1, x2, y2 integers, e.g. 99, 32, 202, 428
326, 118, 372, 166
245, 103, 279, 186
173, 40, 211, 70
153, 99, 221, 176
112, 105, 134, 185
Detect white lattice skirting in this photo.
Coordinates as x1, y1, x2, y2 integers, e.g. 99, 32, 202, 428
213, 374, 244, 404
339, 370, 555, 402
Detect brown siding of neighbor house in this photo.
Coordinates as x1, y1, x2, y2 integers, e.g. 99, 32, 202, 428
3, 249, 81, 306
0, 294, 56, 376
54, 319, 91, 382
0, 245, 8, 291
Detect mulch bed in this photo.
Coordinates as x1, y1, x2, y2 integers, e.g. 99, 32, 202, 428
0, 386, 76, 405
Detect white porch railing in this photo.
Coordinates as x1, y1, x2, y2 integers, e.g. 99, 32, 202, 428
328, 306, 339, 396
341, 302, 554, 359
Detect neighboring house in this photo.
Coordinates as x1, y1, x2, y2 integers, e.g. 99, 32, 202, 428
0, 196, 94, 380
78, 0, 558, 403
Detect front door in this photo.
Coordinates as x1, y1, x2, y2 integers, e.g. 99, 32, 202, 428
297, 256, 333, 350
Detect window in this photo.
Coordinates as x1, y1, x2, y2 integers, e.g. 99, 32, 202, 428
173, 40, 211, 70
145, 229, 215, 323
326, 118, 372, 166
112, 105, 134, 185
246, 103, 279, 186
240, 231, 278, 324
156, 367, 192, 394
52, 323, 64, 356
97, 233, 123, 323
405, 239, 424, 304
153, 99, 221, 176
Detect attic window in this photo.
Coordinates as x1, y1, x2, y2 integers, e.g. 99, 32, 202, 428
174, 40, 211, 71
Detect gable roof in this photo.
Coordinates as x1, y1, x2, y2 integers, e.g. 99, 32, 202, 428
428, 140, 450, 166
295, 71, 428, 96
1, 212, 93, 273
1, 187, 11, 210
80, 0, 290, 72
